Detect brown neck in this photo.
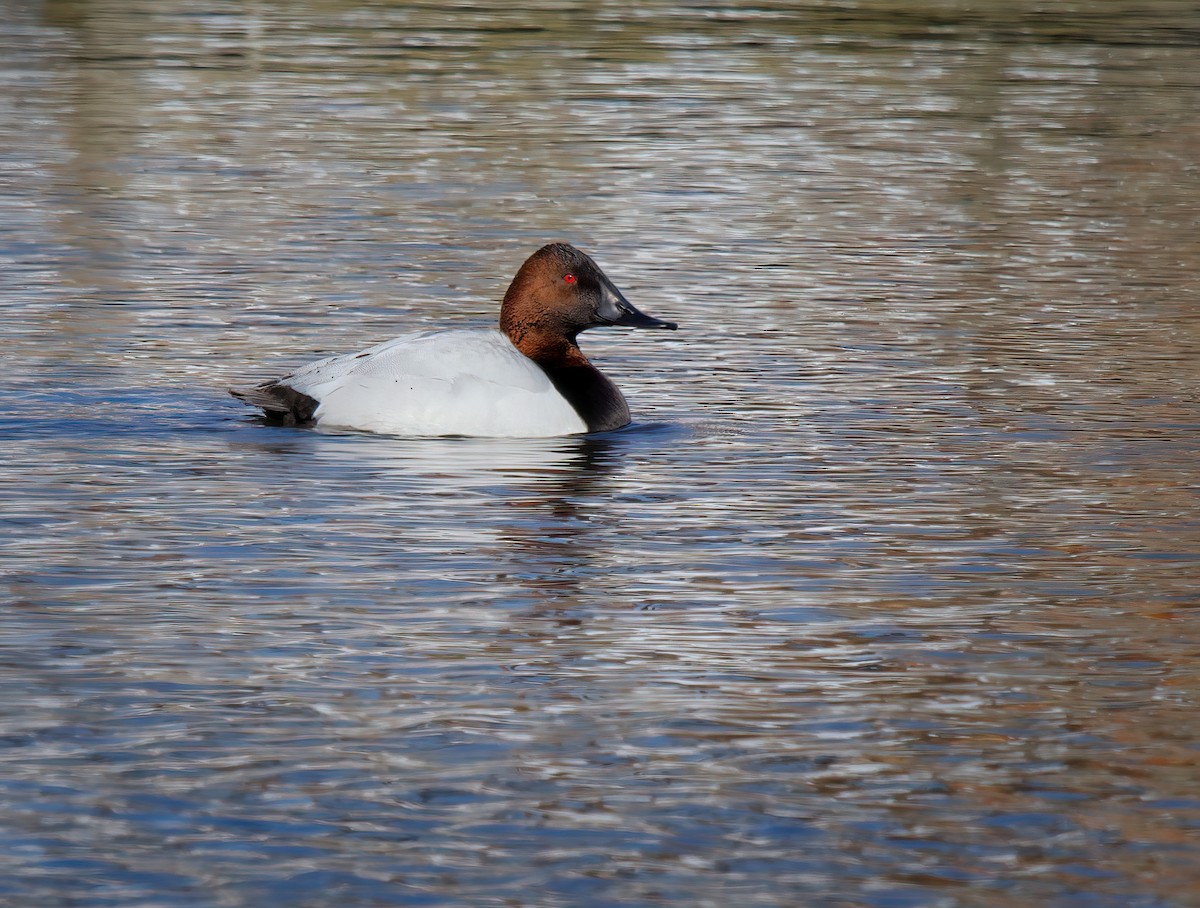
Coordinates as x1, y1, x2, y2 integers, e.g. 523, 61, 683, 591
503, 323, 588, 368
498, 269, 631, 432
499, 318, 630, 434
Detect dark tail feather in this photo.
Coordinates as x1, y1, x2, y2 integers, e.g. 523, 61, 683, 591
230, 382, 319, 426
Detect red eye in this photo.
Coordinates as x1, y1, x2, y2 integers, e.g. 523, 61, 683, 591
563, 273, 576, 284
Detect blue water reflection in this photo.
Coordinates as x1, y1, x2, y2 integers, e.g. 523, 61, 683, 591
3, 1, 1200, 906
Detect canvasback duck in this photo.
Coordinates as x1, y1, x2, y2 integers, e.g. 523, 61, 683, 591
230, 243, 677, 437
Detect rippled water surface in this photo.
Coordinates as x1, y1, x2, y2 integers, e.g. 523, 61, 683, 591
3, 1, 1199, 905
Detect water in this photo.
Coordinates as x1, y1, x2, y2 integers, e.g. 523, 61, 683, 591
2, 1, 1199, 905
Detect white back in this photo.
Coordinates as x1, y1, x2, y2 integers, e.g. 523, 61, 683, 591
282, 328, 588, 437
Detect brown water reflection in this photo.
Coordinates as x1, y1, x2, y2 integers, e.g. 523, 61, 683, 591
2, 1, 1199, 906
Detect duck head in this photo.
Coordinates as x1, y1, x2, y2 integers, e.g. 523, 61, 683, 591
500, 243, 677, 351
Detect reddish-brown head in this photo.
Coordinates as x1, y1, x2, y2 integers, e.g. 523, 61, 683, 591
499, 243, 676, 358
